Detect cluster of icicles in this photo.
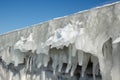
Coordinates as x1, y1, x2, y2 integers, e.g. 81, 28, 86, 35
0, 46, 99, 80
0, 24, 101, 80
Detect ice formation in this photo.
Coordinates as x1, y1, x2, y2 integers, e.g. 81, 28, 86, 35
0, 1, 120, 80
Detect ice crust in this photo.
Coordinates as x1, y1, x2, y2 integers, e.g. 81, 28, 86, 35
0, 2, 120, 80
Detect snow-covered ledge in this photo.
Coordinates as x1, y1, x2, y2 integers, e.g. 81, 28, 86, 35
0, 1, 120, 80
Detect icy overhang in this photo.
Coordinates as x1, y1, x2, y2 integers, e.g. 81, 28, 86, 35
0, 1, 120, 80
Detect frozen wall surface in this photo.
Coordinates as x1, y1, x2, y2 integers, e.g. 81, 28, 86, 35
0, 1, 120, 80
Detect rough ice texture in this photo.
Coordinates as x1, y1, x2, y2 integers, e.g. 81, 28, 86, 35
0, 1, 120, 80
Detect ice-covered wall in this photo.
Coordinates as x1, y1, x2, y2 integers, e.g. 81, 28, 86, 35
0, 1, 120, 80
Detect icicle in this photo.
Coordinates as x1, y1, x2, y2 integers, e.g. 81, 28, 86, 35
68, 43, 78, 76
70, 56, 77, 77
58, 60, 63, 72
32, 55, 37, 73
65, 44, 72, 73
25, 56, 30, 72
9, 71, 13, 80
41, 71, 46, 80
45, 70, 53, 80
36, 53, 50, 68
81, 53, 90, 78
58, 64, 62, 72
95, 64, 99, 76
37, 63, 42, 68
91, 55, 99, 80
77, 50, 84, 66
43, 54, 49, 67
68, 44, 72, 64
36, 43, 50, 67
32, 75, 37, 80
50, 49, 59, 75
71, 44, 77, 57
0, 64, 5, 80
65, 64, 72, 73
20, 68, 26, 80
58, 50, 64, 72
26, 74, 31, 80
52, 54, 58, 75
52, 63, 56, 75
36, 54, 43, 68
29, 56, 33, 72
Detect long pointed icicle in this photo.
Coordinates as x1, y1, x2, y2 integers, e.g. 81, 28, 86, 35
70, 56, 77, 76
25, 55, 30, 72
81, 53, 90, 78
29, 56, 33, 72
58, 54, 63, 72
65, 44, 72, 73
91, 55, 99, 80
52, 54, 58, 75
50, 49, 59, 75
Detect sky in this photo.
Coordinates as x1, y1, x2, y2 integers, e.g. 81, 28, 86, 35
0, 0, 119, 34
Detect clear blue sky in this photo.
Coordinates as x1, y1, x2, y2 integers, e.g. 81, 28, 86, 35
0, 0, 119, 34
